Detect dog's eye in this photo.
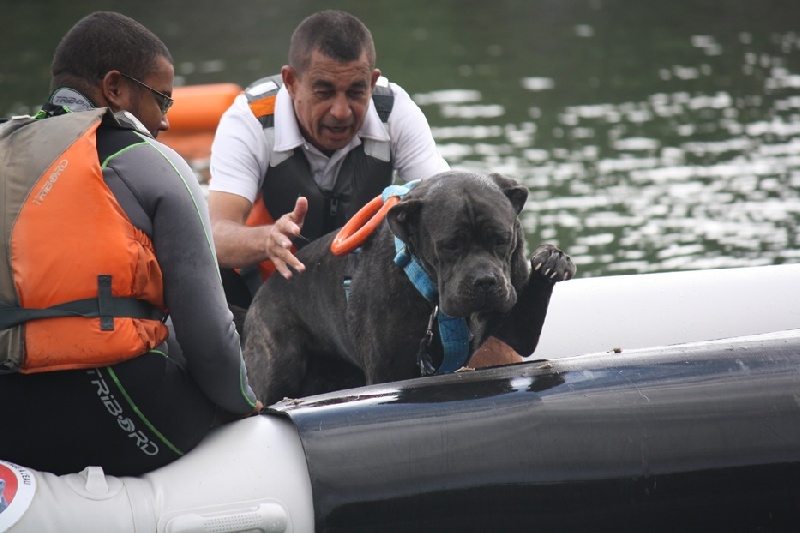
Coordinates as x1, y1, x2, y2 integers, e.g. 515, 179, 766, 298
492, 234, 512, 248
438, 240, 462, 253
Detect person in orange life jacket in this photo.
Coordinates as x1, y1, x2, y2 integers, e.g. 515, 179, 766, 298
0, 11, 262, 477
207, 10, 451, 306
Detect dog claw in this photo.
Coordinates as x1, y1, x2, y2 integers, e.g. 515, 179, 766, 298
530, 243, 577, 283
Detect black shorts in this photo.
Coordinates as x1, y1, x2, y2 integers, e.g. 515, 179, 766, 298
0, 350, 217, 476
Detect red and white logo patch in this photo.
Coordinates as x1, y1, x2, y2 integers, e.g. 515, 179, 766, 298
0, 461, 36, 531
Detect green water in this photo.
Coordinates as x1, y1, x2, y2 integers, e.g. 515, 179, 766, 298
2, 0, 799, 277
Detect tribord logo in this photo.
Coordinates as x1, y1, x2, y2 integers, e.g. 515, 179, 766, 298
32, 159, 69, 206
87, 368, 160, 457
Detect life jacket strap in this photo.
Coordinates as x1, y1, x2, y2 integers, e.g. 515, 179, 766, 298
0, 275, 167, 330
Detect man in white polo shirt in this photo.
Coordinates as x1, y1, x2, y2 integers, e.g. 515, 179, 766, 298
208, 10, 449, 305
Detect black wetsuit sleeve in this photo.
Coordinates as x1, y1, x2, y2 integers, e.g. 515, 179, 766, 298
104, 132, 257, 414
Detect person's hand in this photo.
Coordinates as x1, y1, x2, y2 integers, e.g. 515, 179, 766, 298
265, 197, 308, 279
211, 400, 264, 427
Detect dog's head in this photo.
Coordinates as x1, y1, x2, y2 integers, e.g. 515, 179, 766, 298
387, 171, 530, 317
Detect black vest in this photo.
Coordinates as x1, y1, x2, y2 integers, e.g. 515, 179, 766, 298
245, 75, 396, 244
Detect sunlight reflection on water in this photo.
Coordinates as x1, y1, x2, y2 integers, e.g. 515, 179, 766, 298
4, 4, 799, 279
414, 29, 800, 277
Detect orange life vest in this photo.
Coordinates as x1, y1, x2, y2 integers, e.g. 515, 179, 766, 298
0, 108, 168, 373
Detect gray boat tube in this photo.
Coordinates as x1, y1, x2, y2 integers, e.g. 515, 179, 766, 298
274, 328, 800, 532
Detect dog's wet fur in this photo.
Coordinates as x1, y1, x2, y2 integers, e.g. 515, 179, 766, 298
243, 171, 575, 405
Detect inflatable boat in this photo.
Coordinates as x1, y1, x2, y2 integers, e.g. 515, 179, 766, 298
3, 262, 800, 532
4, 86, 800, 531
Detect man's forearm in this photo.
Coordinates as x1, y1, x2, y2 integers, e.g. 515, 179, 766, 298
212, 221, 271, 269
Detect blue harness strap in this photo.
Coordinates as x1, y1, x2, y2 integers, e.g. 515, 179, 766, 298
436, 313, 472, 373
342, 180, 472, 375
381, 181, 419, 202
393, 237, 471, 374
385, 181, 471, 374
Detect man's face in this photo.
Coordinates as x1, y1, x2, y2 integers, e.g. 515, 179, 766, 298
121, 55, 174, 138
284, 49, 379, 154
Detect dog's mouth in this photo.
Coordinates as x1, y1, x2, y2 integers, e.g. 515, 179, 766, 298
440, 288, 517, 317
436, 270, 516, 317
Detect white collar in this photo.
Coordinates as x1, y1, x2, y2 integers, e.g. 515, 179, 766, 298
273, 85, 390, 154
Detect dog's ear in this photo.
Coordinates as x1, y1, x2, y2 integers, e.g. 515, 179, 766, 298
387, 198, 423, 245
488, 173, 528, 214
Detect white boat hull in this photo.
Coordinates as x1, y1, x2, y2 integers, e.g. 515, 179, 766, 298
537, 263, 800, 357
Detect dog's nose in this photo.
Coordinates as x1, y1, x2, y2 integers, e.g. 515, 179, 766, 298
473, 273, 498, 291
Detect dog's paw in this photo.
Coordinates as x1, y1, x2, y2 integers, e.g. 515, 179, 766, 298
531, 244, 576, 283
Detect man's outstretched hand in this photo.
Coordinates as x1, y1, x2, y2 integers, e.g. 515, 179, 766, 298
266, 197, 308, 279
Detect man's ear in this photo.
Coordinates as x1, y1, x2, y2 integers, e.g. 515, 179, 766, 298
386, 198, 423, 246
282, 65, 297, 98
488, 173, 528, 214
99, 70, 125, 112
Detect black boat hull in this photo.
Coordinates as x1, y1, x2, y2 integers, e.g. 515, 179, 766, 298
277, 329, 800, 532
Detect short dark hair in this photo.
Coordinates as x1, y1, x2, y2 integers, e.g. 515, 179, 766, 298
50, 11, 172, 93
288, 10, 376, 74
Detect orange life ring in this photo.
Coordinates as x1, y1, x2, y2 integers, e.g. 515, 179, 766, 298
158, 83, 243, 178
165, 83, 243, 131
330, 195, 399, 256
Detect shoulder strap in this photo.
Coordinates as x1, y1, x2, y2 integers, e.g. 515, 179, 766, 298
246, 75, 283, 127
372, 77, 395, 123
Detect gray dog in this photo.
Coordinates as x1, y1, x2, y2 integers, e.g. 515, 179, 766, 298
243, 171, 576, 405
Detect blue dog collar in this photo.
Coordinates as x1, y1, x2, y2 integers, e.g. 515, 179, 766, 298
393, 237, 471, 374
344, 179, 471, 375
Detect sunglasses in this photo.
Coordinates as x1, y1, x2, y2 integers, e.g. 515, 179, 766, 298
120, 72, 174, 115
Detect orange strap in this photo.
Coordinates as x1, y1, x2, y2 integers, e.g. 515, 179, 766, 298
330, 195, 399, 256
248, 95, 277, 119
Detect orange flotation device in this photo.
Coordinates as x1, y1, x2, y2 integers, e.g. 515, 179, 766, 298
330, 181, 421, 256
1, 109, 169, 373
158, 83, 243, 169
330, 195, 400, 256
